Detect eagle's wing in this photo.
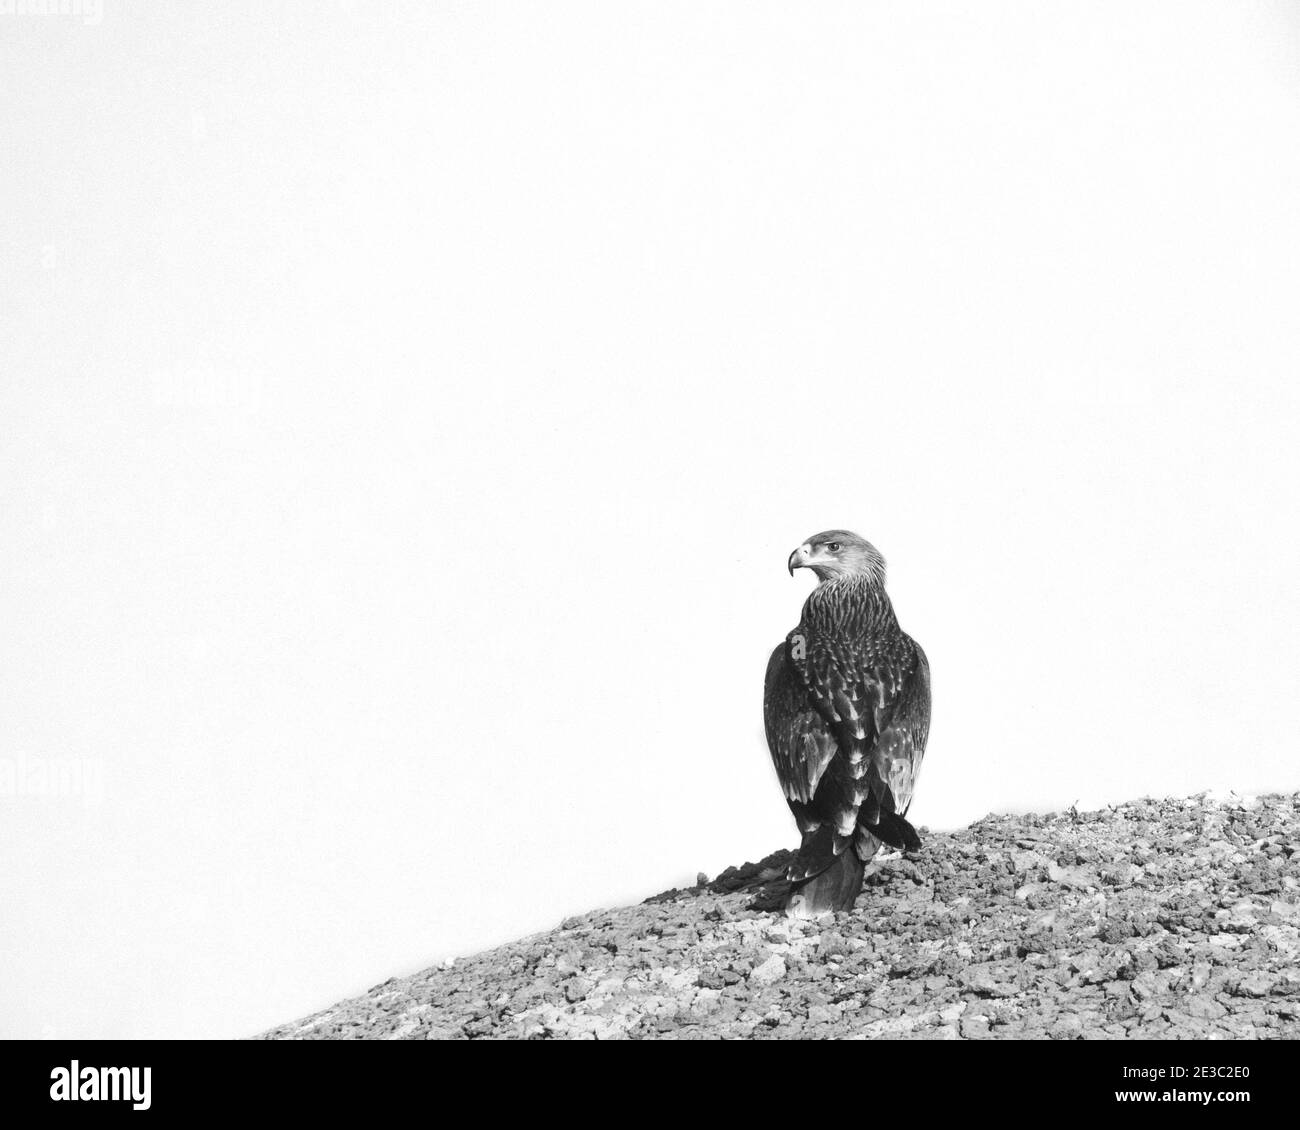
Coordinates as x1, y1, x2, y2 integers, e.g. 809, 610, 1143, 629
857, 640, 931, 848
762, 642, 837, 806
766, 639, 872, 881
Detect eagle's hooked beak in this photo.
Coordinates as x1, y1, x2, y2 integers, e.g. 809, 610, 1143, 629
788, 544, 812, 576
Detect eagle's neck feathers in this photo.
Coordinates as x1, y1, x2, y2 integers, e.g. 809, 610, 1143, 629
801, 574, 897, 637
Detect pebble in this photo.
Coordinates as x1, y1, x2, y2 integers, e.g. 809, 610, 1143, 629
749, 955, 788, 986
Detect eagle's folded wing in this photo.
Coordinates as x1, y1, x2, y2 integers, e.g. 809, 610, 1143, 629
762, 643, 837, 806
864, 641, 931, 828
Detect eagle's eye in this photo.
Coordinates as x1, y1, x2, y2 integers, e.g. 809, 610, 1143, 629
826, 542, 841, 553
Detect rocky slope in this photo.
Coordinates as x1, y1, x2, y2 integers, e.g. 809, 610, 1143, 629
260, 792, 1300, 1039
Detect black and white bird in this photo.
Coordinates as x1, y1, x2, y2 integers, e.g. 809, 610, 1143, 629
763, 530, 931, 915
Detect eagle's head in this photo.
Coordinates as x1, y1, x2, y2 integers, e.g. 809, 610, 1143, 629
787, 530, 886, 585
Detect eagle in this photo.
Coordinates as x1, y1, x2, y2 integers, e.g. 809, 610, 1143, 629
763, 530, 931, 916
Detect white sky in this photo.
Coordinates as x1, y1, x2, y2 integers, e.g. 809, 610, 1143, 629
2, 1, 1299, 1039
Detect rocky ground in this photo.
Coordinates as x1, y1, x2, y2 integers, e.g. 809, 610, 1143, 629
260, 792, 1300, 1039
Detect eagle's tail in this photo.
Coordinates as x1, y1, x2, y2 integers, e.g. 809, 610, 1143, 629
785, 847, 865, 917
785, 824, 842, 883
